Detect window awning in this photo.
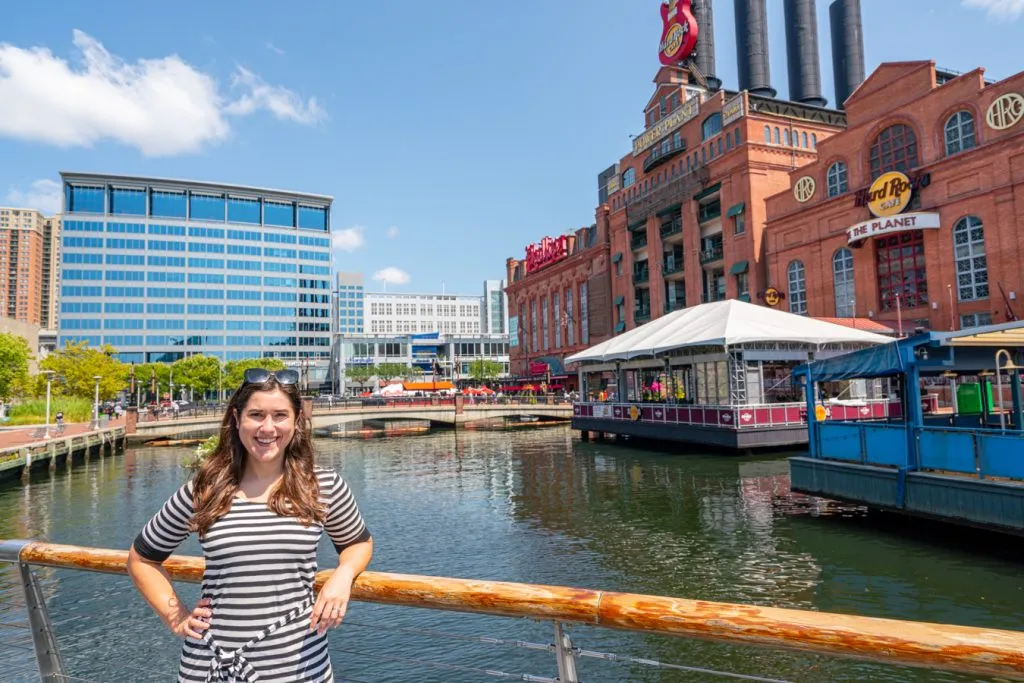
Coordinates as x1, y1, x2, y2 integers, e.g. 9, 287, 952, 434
612, 253, 622, 264
693, 182, 722, 202
727, 202, 745, 217
614, 295, 625, 306
729, 260, 749, 275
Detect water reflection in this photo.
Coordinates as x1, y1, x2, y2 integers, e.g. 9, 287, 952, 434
0, 428, 1021, 682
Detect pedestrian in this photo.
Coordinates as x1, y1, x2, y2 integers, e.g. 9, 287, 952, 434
55, 411, 64, 432
127, 368, 373, 682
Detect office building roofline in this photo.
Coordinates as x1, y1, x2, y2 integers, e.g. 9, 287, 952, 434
59, 171, 333, 205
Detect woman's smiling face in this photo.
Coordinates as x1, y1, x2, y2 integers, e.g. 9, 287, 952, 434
235, 388, 296, 467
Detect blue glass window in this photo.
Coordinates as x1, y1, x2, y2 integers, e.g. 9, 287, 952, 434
105, 302, 144, 314
62, 285, 103, 297
265, 262, 296, 273
147, 271, 185, 282
188, 304, 224, 315
264, 247, 297, 259
227, 305, 261, 316
151, 191, 187, 218
147, 303, 185, 314
299, 264, 330, 275
188, 242, 225, 253
227, 275, 261, 286
263, 307, 296, 316
61, 319, 102, 330
65, 253, 103, 264
147, 320, 185, 330
67, 185, 105, 213
188, 320, 224, 330
226, 336, 262, 346
110, 188, 147, 215
106, 254, 145, 265
187, 336, 223, 346
227, 229, 261, 241
104, 319, 144, 329
227, 260, 261, 271
188, 273, 225, 284
188, 226, 226, 239
228, 244, 261, 256
148, 256, 186, 268
227, 320, 261, 331
264, 291, 296, 302
104, 286, 144, 297
187, 288, 224, 299
63, 269, 103, 281
146, 335, 186, 345
228, 290, 261, 300
264, 277, 297, 287
104, 337, 144, 347
187, 258, 226, 269
62, 302, 102, 313
63, 237, 104, 249
64, 221, 104, 232
106, 238, 146, 250
299, 250, 330, 262
264, 321, 297, 331
147, 287, 186, 298
299, 235, 331, 248
264, 336, 297, 346
149, 224, 186, 236
264, 232, 297, 245
148, 240, 186, 252
59, 335, 102, 347
106, 270, 145, 281
189, 193, 225, 221
263, 201, 294, 227
297, 206, 327, 231
227, 198, 261, 224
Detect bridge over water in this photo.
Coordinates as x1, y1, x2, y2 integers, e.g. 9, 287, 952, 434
129, 401, 572, 440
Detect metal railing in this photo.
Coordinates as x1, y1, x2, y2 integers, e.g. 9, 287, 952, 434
3, 540, 1024, 682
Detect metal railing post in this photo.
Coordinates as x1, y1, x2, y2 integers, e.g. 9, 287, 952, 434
552, 621, 579, 683
0, 540, 67, 681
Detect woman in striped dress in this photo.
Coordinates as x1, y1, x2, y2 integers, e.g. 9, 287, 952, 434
128, 368, 373, 682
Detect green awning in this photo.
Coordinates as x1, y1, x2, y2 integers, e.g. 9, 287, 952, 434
727, 202, 745, 217
692, 182, 721, 202
729, 260, 749, 275
615, 321, 626, 333
611, 252, 622, 264
614, 295, 625, 306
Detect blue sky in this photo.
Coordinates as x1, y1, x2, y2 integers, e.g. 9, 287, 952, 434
1, 0, 1022, 295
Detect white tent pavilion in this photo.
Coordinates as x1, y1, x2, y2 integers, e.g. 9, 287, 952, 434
566, 299, 891, 364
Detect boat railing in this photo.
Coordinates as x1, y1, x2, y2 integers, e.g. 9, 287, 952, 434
3, 539, 1024, 682
574, 399, 897, 429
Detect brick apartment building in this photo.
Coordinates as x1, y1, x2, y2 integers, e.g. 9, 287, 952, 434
765, 61, 1024, 333
0, 207, 54, 326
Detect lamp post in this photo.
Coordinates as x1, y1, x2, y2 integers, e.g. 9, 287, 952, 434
42, 370, 55, 438
92, 375, 101, 429
168, 367, 175, 405
994, 349, 1019, 432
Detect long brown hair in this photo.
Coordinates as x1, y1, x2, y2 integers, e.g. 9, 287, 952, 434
190, 376, 324, 537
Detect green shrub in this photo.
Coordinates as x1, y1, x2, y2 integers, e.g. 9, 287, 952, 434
185, 434, 220, 470
4, 397, 95, 425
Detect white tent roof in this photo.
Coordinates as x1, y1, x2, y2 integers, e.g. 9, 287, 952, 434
565, 299, 892, 364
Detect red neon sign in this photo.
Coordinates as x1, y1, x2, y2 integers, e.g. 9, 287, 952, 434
659, 0, 699, 67
525, 236, 568, 273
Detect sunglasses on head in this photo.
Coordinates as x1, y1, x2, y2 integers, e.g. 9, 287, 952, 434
243, 368, 300, 386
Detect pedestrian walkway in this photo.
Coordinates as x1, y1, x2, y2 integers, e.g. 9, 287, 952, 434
0, 418, 126, 450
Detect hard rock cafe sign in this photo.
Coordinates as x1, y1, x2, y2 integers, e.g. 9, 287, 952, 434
525, 235, 568, 273
759, 287, 785, 307
854, 171, 931, 218
659, 0, 699, 67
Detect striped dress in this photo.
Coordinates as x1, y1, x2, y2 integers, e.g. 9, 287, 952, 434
133, 466, 371, 682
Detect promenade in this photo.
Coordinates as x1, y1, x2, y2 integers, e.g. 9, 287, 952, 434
0, 418, 126, 450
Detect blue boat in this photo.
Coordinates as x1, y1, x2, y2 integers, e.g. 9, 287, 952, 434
791, 321, 1024, 534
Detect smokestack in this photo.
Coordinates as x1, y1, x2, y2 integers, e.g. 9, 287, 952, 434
784, 0, 827, 107
735, 0, 775, 97
691, 0, 721, 90
829, 0, 865, 109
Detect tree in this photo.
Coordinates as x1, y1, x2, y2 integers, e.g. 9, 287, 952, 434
172, 355, 223, 397
0, 332, 32, 400
41, 341, 128, 400
345, 365, 375, 391
223, 358, 287, 392
376, 362, 412, 383
468, 359, 503, 383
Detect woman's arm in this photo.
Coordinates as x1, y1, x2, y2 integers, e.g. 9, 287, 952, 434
309, 536, 373, 635
127, 546, 211, 638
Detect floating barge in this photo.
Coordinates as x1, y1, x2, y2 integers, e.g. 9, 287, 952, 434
566, 300, 892, 450
790, 321, 1024, 534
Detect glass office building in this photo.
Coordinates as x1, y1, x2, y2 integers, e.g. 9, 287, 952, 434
58, 172, 333, 367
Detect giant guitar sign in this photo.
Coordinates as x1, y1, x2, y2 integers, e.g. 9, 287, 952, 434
659, 0, 699, 66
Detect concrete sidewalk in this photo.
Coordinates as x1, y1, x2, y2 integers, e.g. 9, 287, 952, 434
0, 418, 126, 450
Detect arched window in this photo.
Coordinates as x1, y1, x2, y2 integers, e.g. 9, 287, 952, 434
702, 113, 723, 140
717, 139, 723, 155
784, 129, 791, 146
622, 167, 636, 188
869, 124, 918, 179
826, 161, 848, 197
811, 133, 818, 149
788, 260, 807, 315
954, 216, 988, 301
735, 128, 741, 147
764, 125, 771, 143
802, 131, 809, 148
944, 111, 977, 156
774, 127, 781, 144
833, 248, 856, 317
726, 134, 732, 151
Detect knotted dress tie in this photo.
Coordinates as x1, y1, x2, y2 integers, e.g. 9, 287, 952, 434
201, 596, 314, 682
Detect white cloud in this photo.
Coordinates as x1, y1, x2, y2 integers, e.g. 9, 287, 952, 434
0, 30, 325, 156
372, 267, 410, 286
962, 0, 1024, 18
265, 42, 285, 56
332, 226, 365, 252
225, 67, 324, 125
4, 179, 61, 214
386, 225, 399, 239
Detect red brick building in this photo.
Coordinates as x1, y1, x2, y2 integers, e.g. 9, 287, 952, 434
603, 66, 846, 332
765, 62, 1024, 333
505, 224, 612, 384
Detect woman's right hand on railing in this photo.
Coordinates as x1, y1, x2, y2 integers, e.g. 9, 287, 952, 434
168, 597, 212, 639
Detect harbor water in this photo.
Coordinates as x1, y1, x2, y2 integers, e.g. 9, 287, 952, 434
1, 427, 1022, 682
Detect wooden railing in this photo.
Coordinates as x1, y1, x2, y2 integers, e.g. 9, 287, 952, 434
8, 540, 1024, 680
